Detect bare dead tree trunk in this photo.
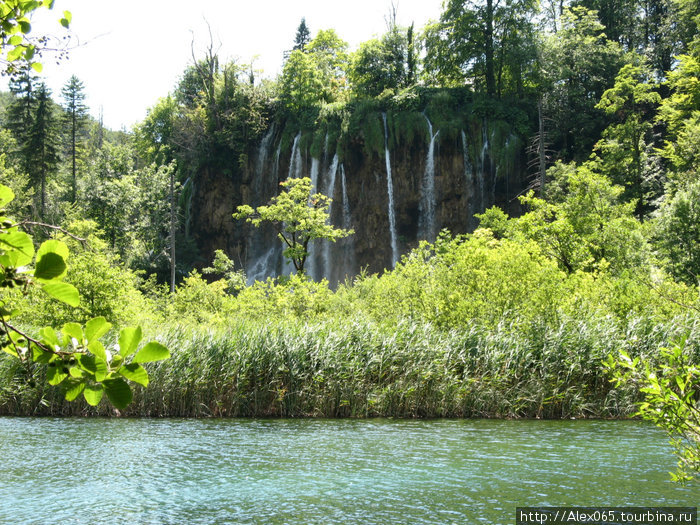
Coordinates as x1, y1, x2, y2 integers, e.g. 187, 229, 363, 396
170, 167, 176, 293
538, 97, 546, 197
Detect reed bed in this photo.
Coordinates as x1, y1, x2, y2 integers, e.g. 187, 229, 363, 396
2, 313, 696, 418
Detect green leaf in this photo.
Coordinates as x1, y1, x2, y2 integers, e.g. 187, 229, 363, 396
64, 380, 85, 401
103, 378, 133, 409
36, 239, 69, 261
62, 322, 83, 343
18, 20, 30, 34
119, 363, 149, 387
31, 345, 52, 363
69, 367, 86, 379
83, 383, 104, 406
7, 46, 22, 62
85, 317, 111, 342
76, 353, 108, 382
0, 184, 14, 207
88, 340, 107, 363
30, 61, 42, 73
43, 282, 80, 307
47, 362, 68, 386
38, 326, 60, 347
0, 230, 34, 266
2, 345, 18, 358
34, 252, 67, 281
8, 35, 22, 46
118, 326, 142, 358
35, 240, 69, 281
132, 341, 170, 364
59, 10, 71, 28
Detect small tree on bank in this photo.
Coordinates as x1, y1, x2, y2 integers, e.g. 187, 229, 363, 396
233, 177, 353, 275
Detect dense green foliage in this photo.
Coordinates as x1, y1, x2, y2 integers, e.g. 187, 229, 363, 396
0, 0, 698, 481
0, 184, 169, 409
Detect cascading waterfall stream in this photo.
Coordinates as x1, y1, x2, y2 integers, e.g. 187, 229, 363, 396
307, 156, 321, 280
461, 130, 477, 229
288, 132, 302, 180
382, 113, 399, 267
419, 114, 439, 242
254, 125, 275, 196
247, 125, 277, 284
322, 153, 339, 280
490, 128, 498, 205
310, 157, 320, 192
478, 123, 489, 213
340, 164, 356, 280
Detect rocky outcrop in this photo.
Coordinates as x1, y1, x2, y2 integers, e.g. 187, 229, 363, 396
190, 108, 528, 284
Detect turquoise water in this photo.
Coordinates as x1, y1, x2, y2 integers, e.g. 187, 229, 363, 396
0, 418, 697, 524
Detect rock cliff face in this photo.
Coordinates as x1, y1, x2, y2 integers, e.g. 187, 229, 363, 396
190, 109, 527, 284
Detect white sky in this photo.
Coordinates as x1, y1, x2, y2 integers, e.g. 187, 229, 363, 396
19, 0, 443, 131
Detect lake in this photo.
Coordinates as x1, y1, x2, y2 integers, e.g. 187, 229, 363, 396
0, 418, 697, 524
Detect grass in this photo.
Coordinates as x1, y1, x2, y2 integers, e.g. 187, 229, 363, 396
2, 313, 696, 418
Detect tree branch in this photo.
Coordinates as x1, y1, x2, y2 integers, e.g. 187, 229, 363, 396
17, 221, 86, 243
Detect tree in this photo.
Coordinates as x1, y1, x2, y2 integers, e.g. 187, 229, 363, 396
293, 18, 311, 52
349, 27, 412, 98
279, 50, 325, 112
592, 59, 662, 211
654, 178, 700, 285
656, 52, 700, 185
423, 0, 538, 96
6, 71, 36, 175
507, 162, 648, 275
25, 82, 61, 220
305, 29, 350, 100
61, 75, 89, 203
6, 78, 61, 221
0, 1, 171, 409
538, 7, 624, 160
570, 0, 638, 48
233, 177, 353, 275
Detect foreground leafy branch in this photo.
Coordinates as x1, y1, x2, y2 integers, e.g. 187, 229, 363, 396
606, 337, 700, 482
0, 183, 169, 409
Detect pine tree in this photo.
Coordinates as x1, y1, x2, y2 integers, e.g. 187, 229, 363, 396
293, 18, 311, 52
6, 72, 37, 176
26, 82, 61, 220
61, 75, 89, 203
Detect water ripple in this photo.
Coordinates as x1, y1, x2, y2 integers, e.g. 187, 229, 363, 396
0, 418, 696, 524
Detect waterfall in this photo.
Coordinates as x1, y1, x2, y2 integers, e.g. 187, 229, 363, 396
341, 164, 351, 230
322, 154, 339, 281
461, 130, 477, 229
490, 128, 497, 206
340, 163, 356, 281
419, 114, 439, 242
382, 113, 399, 267
252, 125, 275, 203
288, 132, 302, 180
246, 125, 277, 285
247, 246, 277, 284
310, 157, 320, 192
273, 143, 281, 185
477, 123, 489, 212
307, 157, 321, 280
